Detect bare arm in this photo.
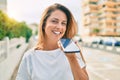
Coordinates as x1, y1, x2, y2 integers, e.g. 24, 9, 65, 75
66, 53, 89, 80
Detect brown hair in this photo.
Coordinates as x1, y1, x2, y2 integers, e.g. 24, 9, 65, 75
35, 3, 87, 80
35, 3, 77, 49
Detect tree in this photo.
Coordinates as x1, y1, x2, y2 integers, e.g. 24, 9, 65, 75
93, 28, 100, 33
0, 10, 8, 40
0, 10, 32, 41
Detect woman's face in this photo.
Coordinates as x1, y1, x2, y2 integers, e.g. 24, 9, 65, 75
44, 10, 67, 41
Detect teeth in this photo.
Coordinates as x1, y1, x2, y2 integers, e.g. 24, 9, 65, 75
54, 31, 61, 35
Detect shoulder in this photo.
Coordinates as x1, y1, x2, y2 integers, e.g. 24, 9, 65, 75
22, 48, 35, 60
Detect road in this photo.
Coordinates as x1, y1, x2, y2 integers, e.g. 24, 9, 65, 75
82, 47, 120, 80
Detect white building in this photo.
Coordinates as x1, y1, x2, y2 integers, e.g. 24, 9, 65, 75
0, 0, 7, 13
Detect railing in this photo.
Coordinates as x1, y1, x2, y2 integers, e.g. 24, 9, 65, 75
0, 37, 9, 62
0, 37, 25, 62
0, 37, 28, 80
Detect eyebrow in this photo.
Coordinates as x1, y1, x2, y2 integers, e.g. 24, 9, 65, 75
52, 18, 67, 22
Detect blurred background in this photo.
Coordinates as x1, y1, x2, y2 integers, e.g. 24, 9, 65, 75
0, 0, 120, 80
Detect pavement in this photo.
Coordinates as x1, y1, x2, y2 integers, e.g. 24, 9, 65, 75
10, 43, 28, 80
82, 47, 120, 80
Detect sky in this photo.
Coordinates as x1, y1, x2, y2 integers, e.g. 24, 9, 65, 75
7, 0, 83, 34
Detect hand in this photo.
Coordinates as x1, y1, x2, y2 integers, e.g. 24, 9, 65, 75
57, 40, 64, 51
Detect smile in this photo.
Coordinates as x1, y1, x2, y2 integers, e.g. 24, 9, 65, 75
52, 31, 61, 35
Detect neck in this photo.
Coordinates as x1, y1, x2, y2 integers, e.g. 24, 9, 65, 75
43, 40, 59, 50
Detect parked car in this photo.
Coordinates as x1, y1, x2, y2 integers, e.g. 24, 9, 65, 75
103, 37, 120, 46
91, 37, 103, 44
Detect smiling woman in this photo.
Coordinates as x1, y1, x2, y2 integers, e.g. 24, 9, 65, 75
16, 3, 88, 80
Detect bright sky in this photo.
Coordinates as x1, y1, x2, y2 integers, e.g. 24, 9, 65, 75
7, 0, 83, 34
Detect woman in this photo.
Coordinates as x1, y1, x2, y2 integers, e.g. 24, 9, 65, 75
16, 3, 89, 80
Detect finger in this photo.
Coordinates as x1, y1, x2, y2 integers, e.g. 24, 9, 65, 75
57, 40, 63, 51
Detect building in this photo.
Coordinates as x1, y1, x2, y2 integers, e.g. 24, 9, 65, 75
0, 0, 7, 13
82, 0, 120, 37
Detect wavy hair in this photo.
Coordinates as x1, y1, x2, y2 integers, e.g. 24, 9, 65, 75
35, 3, 77, 49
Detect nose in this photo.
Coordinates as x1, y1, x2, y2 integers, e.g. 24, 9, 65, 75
56, 22, 63, 28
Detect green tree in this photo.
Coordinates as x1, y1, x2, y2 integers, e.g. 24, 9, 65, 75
93, 28, 100, 33
18, 22, 32, 42
0, 10, 32, 41
0, 10, 8, 40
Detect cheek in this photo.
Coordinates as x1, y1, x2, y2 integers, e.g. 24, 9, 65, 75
63, 27, 67, 33
44, 22, 53, 31
61, 27, 67, 37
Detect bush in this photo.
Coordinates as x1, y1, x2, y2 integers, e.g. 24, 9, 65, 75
0, 10, 32, 41
0, 10, 8, 40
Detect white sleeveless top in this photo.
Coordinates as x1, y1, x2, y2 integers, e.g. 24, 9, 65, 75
16, 48, 85, 80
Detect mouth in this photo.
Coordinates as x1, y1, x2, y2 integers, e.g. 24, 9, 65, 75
52, 31, 61, 35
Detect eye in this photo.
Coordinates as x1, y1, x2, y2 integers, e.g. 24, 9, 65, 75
62, 22, 67, 26
51, 20, 58, 24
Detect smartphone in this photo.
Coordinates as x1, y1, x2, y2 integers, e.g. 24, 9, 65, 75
59, 38, 80, 53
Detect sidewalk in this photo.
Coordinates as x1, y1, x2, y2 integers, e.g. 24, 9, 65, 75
0, 43, 28, 80
82, 47, 120, 80
10, 43, 29, 80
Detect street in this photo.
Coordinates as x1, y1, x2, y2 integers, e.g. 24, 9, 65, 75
82, 47, 120, 80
